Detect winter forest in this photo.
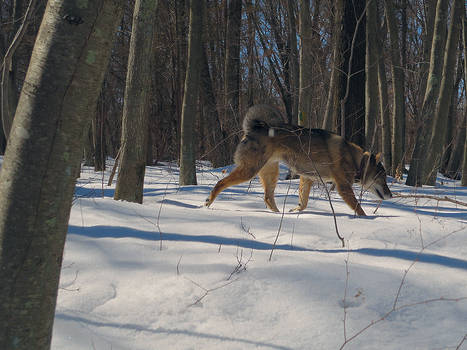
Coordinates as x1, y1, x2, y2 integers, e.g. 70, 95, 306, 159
0, 0, 467, 349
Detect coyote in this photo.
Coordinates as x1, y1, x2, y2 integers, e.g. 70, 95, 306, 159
205, 105, 392, 216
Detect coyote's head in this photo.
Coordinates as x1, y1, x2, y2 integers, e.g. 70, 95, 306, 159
359, 153, 392, 200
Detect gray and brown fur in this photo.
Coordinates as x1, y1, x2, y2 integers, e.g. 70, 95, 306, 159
205, 105, 392, 215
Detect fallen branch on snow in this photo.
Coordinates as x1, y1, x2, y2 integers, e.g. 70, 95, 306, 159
392, 192, 467, 208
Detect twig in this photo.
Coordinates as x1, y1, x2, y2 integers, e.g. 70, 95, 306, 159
455, 334, 467, 350
392, 192, 467, 208
176, 256, 182, 275
107, 144, 124, 186
186, 277, 238, 307
227, 248, 253, 280
339, 229, 465, 349
269, 179, 292, 261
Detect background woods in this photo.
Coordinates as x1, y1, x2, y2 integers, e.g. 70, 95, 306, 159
0, 1, 467, 348
1, 0, 467, 185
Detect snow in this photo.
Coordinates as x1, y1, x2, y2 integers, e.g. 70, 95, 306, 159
47, 160, 466, 349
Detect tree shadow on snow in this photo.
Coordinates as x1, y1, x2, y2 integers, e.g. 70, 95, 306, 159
54, 313, 293, 350
68, 225, 467, 271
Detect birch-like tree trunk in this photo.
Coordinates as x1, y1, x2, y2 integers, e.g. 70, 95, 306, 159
423, 0, 463, 185
375, 3, 392, 171
0, 1, 123, 348
406, 0, 448, 186
114, 0, 158, 202
365, 0, 378, 151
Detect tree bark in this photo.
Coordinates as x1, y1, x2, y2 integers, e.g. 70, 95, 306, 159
114, 0, 159, 203
375, 3, 392, 171
287, 0, 299, 125
406, 0, 448, 186
179, 0, 203, 185
423, 0, 463, 185
385, 0, 406, 175
460, 6, 467, 186
1, 0, 37, 142
223, 0, 242, 158
365, 0, 378, 151
298, 0, 313, 128
322, 0, 344, 132
340, 0, 366, 147
0, 1, 123, 348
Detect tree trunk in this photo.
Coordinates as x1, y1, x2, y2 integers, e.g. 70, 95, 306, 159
322, 0, 344, 132
459, 4, 467, 186
375, 3, 392, 171
287, 0, 299, 125
298, 0, 313, 128
340, 0, 366, 148
0, 1, 123, 349
423, 0, 463, 185
1, 0, 37, 142
200, 43, 229, 168
406, 0, 448, 186
114, 0, 159, 203
223, 0, 242, 160
365, 0, 378, 151
385, 0, 406, 175
180, 0, 203, 185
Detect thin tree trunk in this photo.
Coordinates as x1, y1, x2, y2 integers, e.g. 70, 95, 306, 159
459, 4, 467, 186
1, 0, 37, 141
385, 0, 406, 176
298, 0, 313, 128
199, 42, 228, 167
406, 0, 449, 186
0, 1, 123, 348
375, 2, 392, 171
423, 0, 463, 185
287, 0, 299, 125
223, 0, 242, 156
114, 0, 159, 203
365, 0, 378, 151
322, 0, 344, 132
340, 0, 366, 148
180, 0, 203, 185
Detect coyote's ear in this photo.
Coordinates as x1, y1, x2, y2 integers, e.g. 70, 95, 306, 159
375, 152, 382, 163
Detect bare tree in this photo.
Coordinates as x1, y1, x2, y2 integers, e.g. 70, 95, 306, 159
322, 0, 344, 132
365, 0, 378, 151
406, 0, 449, 186
114, 0, 159, 202
385, 0, 406, 176
179, 0, 203, 185
423, 0, 463, 185
223, 0, 242, 156
461, 7, 467, 186
298, 0, 314, 128
0, 1, 124, 348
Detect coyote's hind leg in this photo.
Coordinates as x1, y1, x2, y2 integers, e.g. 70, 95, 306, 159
290, 177, 313, 212
205, 165, 261, 208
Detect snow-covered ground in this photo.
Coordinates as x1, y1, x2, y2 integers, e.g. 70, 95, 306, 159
51, 161, 466, 349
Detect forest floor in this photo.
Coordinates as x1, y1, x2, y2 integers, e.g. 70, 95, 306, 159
51, 160, 467, 350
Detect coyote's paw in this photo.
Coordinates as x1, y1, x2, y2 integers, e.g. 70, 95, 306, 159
289, 205, 305, 213
204, 197, 213, 207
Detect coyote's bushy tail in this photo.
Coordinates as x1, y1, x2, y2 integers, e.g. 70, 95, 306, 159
242, 105, 286, 135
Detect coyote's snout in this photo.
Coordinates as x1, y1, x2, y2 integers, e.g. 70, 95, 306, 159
205, 105, 392, 216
